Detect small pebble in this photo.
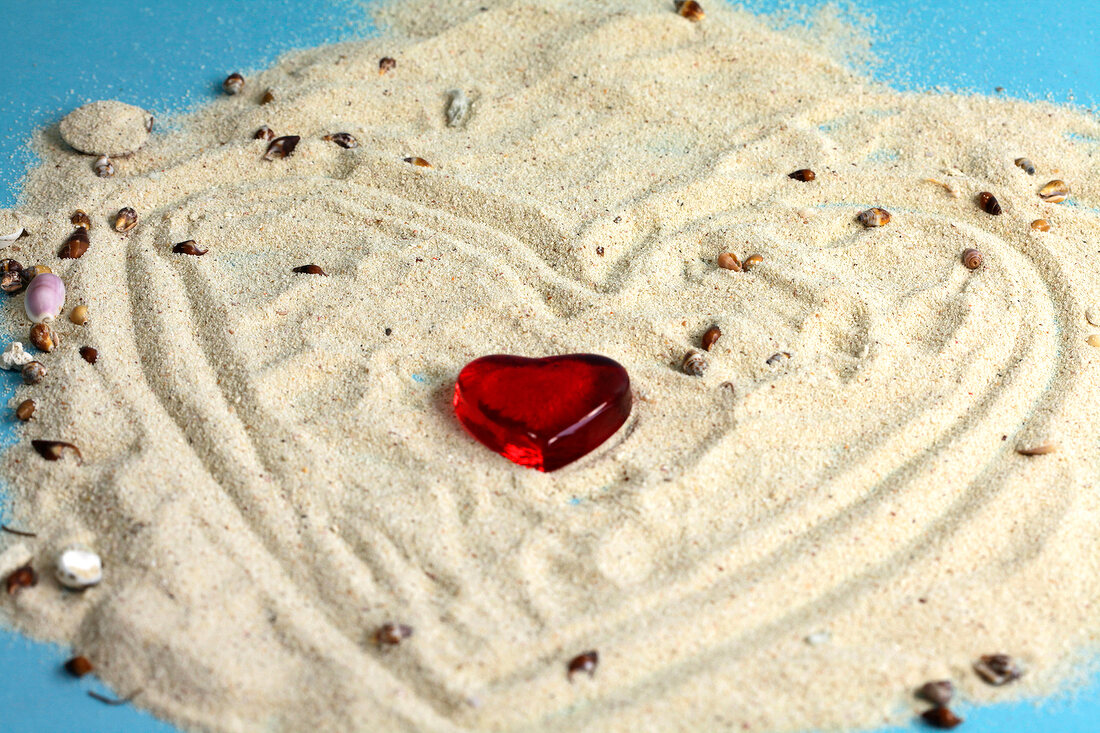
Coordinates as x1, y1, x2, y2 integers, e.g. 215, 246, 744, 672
567, 650, 599, 681
1030, 219, 1050, 232
921, 707, 963, 729
55, 544, 103, 590
64, 656, 94, 678
717, 252, 740, 271
973, 654, 1022, 686
15, 399, 35, 422
804, 631, 830, 646
857, 207, 891, 227
916, 680, 954, 706
80, 346, 98, 364
70, 304, 89, 325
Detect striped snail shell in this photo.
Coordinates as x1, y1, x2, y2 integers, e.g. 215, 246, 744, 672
962, 248, 983, 270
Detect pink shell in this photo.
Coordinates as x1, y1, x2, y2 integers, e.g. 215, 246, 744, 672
24, 273, 65, 323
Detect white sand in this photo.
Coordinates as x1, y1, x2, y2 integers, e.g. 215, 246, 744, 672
3, 1, 1100, 730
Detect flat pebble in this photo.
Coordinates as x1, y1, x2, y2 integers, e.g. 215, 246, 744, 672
55, 544, 103, 590
59, 100, 153, 156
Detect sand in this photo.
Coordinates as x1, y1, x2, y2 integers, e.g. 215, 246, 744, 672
2, 0, 1100, 730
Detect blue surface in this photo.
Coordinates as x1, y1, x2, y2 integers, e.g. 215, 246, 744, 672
0, 1, 1097, 731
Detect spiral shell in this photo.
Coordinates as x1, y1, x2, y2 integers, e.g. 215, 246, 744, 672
701, 325, 721, 351
682, 350, 707, 376
676, 0, 705, 22
1038, 180, 1068, 203
93, 155, 114, 178
977, 191, 1002, 215
788, 168, 815, 182
1014, 157, 1035, 175
222, 72, 245, 95
113, 207, 138, 233
717, 252, 740, 271
962, 248, 983, 270
857, 207, 891, 227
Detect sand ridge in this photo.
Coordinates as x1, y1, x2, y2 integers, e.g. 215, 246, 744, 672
2, 1, 1100, 731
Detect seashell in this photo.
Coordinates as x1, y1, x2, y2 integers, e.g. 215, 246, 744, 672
1038, 179, 1068, 203
0, 342, 33, 371
0, 259, 24, 294
1085, 307, 1100, 327
404, 156, 432, 168
567, 650, 599, 681
1014, 157, 1035, 175
765, 351, 791, 366
65, 657, 93, 678
222, 72, 245, 95
29, 322, 59, 353
857, 207, 891, 227
0, 227, 24, 246
788, 168, 815, 182
31, 439, 80, 462
701, 325, 721, 351
977, 191, 1002, 215
55, 544, 102, 590
113, 207, 138, 233
70, 210, 91, 230
58, 229, 89, 258
742, 254, 763, 271
916, 680, 955, 706
24, 272, 65, 323
292, 264, 327, 276
260, 89, 276, 105
373, 622, 413, 646
1030, 219, 1050, 232
323, 132, 358, 149
379, 57, 397, 74
70, 304, 89, 325
682, 350, 707, 376
1016, 443, 1055, 456
717, 252, 740, 271
93, 155, 114, 178
80, 346, 98, 364
253, 125, 276, 141
921, 708, 963, 729
961, 248, 983, 270
21, 361, 46, 385
263, 135, 300, 161
1086, 335, 1100, 348
172, 240, 207, 256
973, 654, 1022, 686
15, 399, 35, 421
675, 0, 705, 21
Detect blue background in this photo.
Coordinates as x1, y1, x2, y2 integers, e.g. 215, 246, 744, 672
0, 1, 1097, 731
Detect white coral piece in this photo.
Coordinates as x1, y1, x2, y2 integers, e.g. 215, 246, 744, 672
1, 342, 33, 370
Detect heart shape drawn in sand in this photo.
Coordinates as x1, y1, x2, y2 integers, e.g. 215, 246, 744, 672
452, 354, 632, 471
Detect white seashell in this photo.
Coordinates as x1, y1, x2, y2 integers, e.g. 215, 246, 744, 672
0, 228, 24, 246
805, 631, 831, 646
0, 342, 33, 371
55, 544, 103, 590
1086, 307, 1100, 327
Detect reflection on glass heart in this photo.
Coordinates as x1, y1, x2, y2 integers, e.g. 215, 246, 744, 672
452, 354, 632, 472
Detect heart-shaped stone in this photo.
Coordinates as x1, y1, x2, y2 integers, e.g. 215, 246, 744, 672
452, 354, 632, 472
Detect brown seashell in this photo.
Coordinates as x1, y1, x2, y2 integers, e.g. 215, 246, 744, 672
70, 210, 91, 230
717, 252, 740, 271
379, 57, 397, 74
254, 125, 276, 141
80, 346, 98, 364
921, 707, 963, 729
403, 156, 432, 168
59, 229, 90, 259
567, 650, 599, 681
5, 563, 37, 595
1016, 443, 1055, 456
323, 132, 358, 149
113, 207, 138, 233
961, 248, 983, 270
172, 240, 207, 256
263, 135, 300, 161
916, 680, 955, 707
675, 0, 705, 21
977, 191, 1002, 215
857, 207, 891, 227
65, 656, 94, 678
373, 622, 413, 646
222, 72, 245, 95
70, 304, 89, 325
973, 654, 1022, 686
93, 155, 114, 178
21, 361, 46, 385
1030, 218, 1051, 232
260, 89, 276, 105
742, 254, 763, 271
1014, 157, 1035, 175
682, 350, 707, 376
292, 264, 327, 276
1038, 179, 1068, 203
701, 325, 721, 351
788, 168, 815, 182
30, 322, 58, 352
15, 399, 35, 421
31, 439, 82, 463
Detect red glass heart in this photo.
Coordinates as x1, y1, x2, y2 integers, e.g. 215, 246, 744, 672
452, 354, 632, 472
